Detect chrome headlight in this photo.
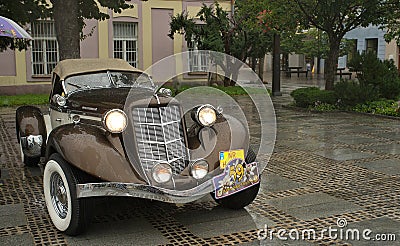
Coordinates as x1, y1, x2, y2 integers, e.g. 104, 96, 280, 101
152, 163, 173, 183
192, 104, 217, 127
103, 109, 127, 133
190, 159, 209, 179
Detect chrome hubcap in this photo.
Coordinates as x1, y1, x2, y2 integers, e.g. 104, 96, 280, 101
50, 172, 68, 219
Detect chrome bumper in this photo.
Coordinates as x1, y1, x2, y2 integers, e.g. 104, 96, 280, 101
76, 179, 214, 203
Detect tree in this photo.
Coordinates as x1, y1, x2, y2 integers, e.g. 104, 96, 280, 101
292, 0, 398, 90
382, 0, 400, 45
169, 2, 273, 86
0, 0, 49, 51
50, 0, 133, 60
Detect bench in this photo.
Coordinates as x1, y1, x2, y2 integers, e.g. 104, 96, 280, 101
286, 66, 308, 78
336, 68, 352, 79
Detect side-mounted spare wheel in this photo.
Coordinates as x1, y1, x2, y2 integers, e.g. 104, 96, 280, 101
15, 105, 47, 166
43, 153, 90, 235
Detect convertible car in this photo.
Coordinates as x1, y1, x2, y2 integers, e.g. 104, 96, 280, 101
16, 58, 260, 235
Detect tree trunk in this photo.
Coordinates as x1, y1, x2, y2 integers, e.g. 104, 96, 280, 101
272, 33, 281, 96
325, 38, 341, 91
258, 56, 264, 82
51, 0, 80, 60
251, 57, 257, 72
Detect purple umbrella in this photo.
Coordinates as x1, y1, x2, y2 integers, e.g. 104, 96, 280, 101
0, 16, 32, 39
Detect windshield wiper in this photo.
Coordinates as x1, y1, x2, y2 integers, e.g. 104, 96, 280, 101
68, 82, 91, 89
67, 82, 82, 89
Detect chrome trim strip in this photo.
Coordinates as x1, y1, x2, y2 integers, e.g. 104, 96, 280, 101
76, 180, 214, 203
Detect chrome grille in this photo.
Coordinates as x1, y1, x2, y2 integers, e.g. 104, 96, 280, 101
132, 105, 188, 174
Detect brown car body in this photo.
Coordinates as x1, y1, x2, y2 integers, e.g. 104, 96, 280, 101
15, 58, 258, 235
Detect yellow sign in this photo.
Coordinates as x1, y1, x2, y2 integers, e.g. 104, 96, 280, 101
219, 149, 245, 169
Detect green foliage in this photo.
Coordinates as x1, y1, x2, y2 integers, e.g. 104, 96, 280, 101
347, 52, 400, 100
0, 0, 49, 24
291, 0, 398, 90
353, 100, 400, 117
169, 2, 272, 62
290, 87, 337, 108
381, 0, 400, 45
334, 80, 378, 107
0, 94, 48, 107
311, 102, 338, 112
0, 0, 49, 51
52, 0, 133, 40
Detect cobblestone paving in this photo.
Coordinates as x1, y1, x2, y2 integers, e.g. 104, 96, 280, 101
1, 92, 400, 245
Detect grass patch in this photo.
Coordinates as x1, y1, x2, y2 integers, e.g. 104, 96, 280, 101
0, 94, 48, 107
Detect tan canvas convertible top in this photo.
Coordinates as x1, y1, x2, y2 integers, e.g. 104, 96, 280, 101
53, 58, 143, 80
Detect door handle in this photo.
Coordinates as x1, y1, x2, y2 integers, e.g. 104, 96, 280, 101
56, 118, 62, 122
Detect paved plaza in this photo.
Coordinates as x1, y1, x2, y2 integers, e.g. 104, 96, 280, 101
1, 76, 400, 245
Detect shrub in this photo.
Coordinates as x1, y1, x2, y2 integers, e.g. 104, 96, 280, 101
311, 102, 338, 112
334, 80, 378, 107
290, 87, 337, 108
348, 52, 400, 100
352, 100, 400, 117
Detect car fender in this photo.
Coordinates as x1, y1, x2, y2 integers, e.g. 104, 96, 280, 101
188, 115, 249, 171
16, 106, 47, 157
45, 124, 145, 184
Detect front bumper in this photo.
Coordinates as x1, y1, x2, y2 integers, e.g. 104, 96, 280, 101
76, 179, 214, 203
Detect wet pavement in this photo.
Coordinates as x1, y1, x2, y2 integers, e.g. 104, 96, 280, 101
1, 75, 400, 245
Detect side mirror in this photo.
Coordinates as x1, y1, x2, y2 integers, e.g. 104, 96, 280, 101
52, 94, 67, 107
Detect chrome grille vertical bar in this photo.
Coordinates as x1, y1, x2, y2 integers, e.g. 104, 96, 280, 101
132, 105, 188, 174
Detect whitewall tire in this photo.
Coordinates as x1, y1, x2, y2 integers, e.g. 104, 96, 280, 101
43, 153, 89, 235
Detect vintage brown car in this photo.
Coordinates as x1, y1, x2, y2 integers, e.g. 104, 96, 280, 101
16, 58, 261, 235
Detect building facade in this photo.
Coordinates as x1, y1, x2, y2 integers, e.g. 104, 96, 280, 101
0, 0, 232, 95
340, 24, 400, 70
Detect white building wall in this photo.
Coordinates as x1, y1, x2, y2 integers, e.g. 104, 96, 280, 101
341, 25, 387, 67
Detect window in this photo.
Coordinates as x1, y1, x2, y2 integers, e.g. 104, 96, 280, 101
188, 39, 209, 72
31, 21, 59, 75
113, 22, 138, 67
366, 38, 378, 55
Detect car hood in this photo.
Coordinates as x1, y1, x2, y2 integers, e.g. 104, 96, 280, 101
67, 87, 155, 114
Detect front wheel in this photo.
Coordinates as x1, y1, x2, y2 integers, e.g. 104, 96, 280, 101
43, 153, 89, 235
212, 182, 260, 209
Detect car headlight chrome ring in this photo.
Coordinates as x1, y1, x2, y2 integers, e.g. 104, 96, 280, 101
152, 163, 173, 183
189, 159, 209, 180
103, 109, 127, 133
193, 104, 217, 127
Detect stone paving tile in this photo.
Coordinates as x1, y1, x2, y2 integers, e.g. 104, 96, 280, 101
265, 192, 362, 221
354, 159, 400, 175
314, 148, 376, 161
176, 208, 257, 238
0, 234, 34, 245
363, 143, 400, 155
0, 204, 27, 228
333, 135, 379, 145
260, 173, 304, 193
65, 217, 168, 246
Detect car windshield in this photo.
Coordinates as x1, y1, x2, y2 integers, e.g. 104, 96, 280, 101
64, 71, 154, 94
